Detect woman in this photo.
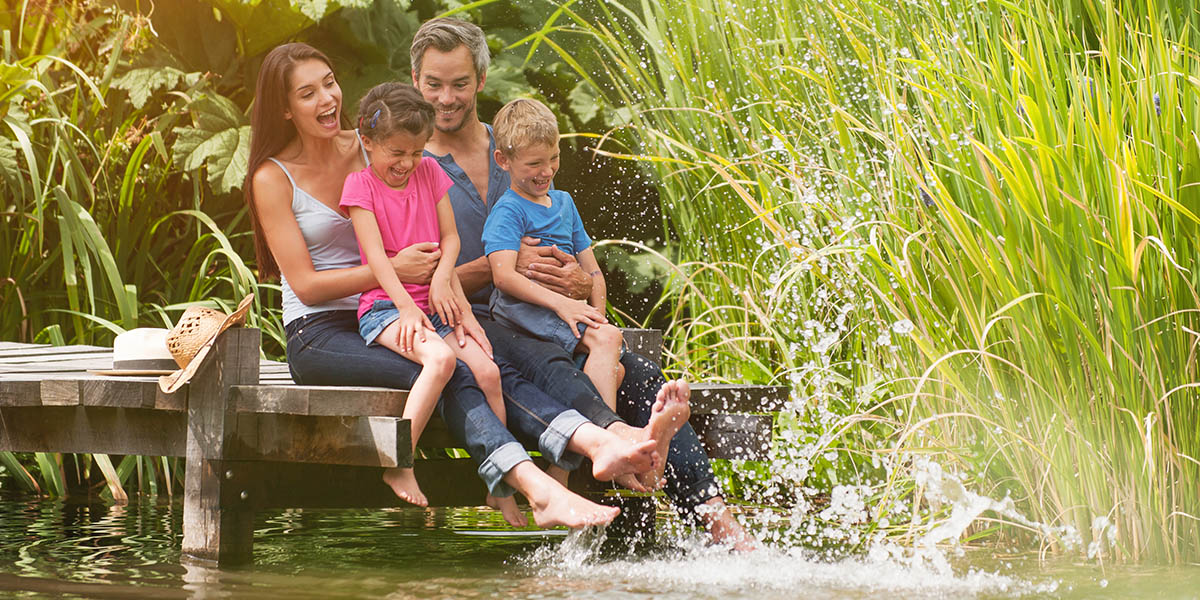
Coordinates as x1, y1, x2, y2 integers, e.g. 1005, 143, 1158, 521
244, 42, 639, 528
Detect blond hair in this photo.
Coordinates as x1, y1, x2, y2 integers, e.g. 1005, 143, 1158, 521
493, 98, 559, 156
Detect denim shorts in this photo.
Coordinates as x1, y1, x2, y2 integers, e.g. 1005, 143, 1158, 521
359, 300, 455, 345
490, 289, 588, 353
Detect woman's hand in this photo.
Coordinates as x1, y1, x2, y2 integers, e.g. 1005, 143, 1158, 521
390, 242, 441, 284
455, 312, 493, 356
394, 304, 436, 353
552, 297, 607, 338
428, 273, 461, 328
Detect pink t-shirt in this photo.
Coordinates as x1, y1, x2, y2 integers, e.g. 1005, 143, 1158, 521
339, 157, 453, 317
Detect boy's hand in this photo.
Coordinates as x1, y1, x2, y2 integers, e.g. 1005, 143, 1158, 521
517, 238, 593, 300
552, 297, 607, 338
394, 304, 436, 353
390, 242, 440, 284
428, 274, 461, 328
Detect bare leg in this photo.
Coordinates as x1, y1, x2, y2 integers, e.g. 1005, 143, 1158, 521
639, 380, 692, 489
504, 461, 619, 528
444, 334, 505, 424
376, 321, 457, 507
545, 465, 571, 487
577, 324, 624, 412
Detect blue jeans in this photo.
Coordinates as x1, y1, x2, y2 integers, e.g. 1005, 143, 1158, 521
285, 310, 530, 497
481, 318, 721, 525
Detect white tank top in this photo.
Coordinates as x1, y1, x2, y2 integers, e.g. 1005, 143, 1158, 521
267, 141, 367, 325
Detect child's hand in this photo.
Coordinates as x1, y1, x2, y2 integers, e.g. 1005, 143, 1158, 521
428, 274, 461, 328
552, 298, 607, 338
394, 304, 436, 353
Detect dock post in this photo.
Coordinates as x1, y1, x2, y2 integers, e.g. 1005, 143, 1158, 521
181, 327, 261, 565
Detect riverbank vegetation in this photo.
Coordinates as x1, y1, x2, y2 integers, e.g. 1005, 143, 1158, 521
2, 0, 1197, 564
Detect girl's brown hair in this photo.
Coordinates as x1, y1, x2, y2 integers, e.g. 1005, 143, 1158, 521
356, 82, 435, 142
243, 42, 338, 281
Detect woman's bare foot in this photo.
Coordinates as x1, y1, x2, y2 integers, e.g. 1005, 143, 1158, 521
486, 493, 529, 527
639, 380, 692, 488
545, 465, 571, 487
382, 467, 428, 507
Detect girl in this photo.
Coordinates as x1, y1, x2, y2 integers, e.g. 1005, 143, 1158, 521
340, 82, 505, 507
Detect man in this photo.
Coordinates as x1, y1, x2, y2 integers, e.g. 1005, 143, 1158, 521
409, 17, 754, 550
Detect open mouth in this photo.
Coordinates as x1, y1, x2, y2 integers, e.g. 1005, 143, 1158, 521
316, 106, 338, 127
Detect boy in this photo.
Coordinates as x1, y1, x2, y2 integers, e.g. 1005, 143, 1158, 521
481, 98, 625, 413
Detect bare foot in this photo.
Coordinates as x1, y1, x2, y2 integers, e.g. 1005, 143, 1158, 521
382, 467, 428, 507
640, 380, 692, 489
703, 498, 759, 552
613, 472, 651, 493
530, 490, 620, 529
486, 493, 529, 528
591, 436, 658, 483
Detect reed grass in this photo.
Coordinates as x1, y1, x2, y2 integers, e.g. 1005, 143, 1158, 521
538, 0, 1200, 562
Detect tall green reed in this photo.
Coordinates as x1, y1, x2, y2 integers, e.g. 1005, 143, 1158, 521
540, 0, 1200, 561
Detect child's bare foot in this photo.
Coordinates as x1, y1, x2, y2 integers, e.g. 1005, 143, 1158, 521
590, 436, 658, 483
382, 467, 428, 507
704, 498, 759, 552
530, 490, 620, 529
640, 380, 692, 489
486, 493, 529, 528
545, 465, 571, 487
612, 472, 651, 492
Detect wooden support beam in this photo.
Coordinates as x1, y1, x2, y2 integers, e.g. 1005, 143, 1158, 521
690, 413, 774, 461
621, 328, 663, 366
689, 383, 789, 414
0, 406, 186, 456
231, 384, 406, 417
231, 413, 412, 468
182, 327, 260, 566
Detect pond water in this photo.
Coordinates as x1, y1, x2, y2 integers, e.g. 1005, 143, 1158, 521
0, 494, 1196, 599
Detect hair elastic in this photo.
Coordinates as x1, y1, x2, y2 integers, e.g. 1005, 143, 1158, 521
369, 108, 381, 129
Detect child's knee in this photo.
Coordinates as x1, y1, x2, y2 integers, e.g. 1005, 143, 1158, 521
424, 342, 457, 381
473, 359, 501, 393
590, 324, 623, 351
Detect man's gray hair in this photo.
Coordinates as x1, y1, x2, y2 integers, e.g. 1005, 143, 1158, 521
411, 18, 490, 79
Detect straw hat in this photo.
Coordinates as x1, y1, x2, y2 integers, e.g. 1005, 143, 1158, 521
88, 328, 177, 376
158, 294, 255, 393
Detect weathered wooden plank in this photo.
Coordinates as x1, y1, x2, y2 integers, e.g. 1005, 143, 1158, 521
40, 380, 82, 406
690, 383, 789, 414
231, 413, 412, 468
182, 327, 260, 565
690, 413, 773, 461
215, 458, 489, 510
231, 385, 407, 417
0, 344, 107, 358
0, 342, 49, 351
0, 406, 186, 456
0, 351, 118, 364
621, 328, 662, 366
0, 380, 41, 406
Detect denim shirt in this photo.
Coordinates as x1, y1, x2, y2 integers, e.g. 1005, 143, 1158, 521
425, 125, 512, 317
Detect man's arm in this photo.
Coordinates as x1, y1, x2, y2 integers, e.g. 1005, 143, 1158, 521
515, 238, 593, 300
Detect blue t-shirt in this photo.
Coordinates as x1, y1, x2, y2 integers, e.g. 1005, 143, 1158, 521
482, 189, 592, 258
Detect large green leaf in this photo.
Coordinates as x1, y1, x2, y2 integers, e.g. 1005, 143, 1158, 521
172, 93, 251, 195
112, 66, 201, 109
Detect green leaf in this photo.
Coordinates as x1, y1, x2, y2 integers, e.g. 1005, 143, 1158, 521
172, 93, 251, 195
112, 66, 199, 109
568, 79, 601, 124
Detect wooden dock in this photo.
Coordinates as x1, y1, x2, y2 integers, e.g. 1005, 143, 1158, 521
0, 328, 785, 564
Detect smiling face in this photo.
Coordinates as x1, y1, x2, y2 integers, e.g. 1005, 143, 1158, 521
497, 141, 559, 203
413, 45, 485, 134
284, 58, 342, 138
362, 129, 431, 190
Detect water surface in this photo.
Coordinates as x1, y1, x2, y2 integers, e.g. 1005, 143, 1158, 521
0, 494, 1195, 599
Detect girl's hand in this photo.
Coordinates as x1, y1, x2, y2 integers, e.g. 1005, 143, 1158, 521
458, 312, 493, 357
428, 274, 461, 328
552, 298, 607, 338
395, 304, 436, 353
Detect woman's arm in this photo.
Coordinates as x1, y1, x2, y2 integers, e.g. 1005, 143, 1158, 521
429, 195, 463, 326
252, 163, 439, 305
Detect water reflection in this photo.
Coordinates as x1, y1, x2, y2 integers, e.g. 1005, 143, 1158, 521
0, 493, 1198, 599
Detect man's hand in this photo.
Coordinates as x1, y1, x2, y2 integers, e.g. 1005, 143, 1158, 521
515, 237, 594, 300
390, 242, 441, 284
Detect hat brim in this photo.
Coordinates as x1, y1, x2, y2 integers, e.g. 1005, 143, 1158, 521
88, 369, 177, 376
158, 294, 255, 393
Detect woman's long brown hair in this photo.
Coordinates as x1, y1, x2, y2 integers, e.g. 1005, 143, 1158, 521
243, 43, 337, 281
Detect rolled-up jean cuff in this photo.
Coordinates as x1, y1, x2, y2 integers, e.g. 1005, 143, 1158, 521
675, 480, 723, 525
477, 441, 531, 498
586, 407, 624, 430
540, 410, 589, 471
